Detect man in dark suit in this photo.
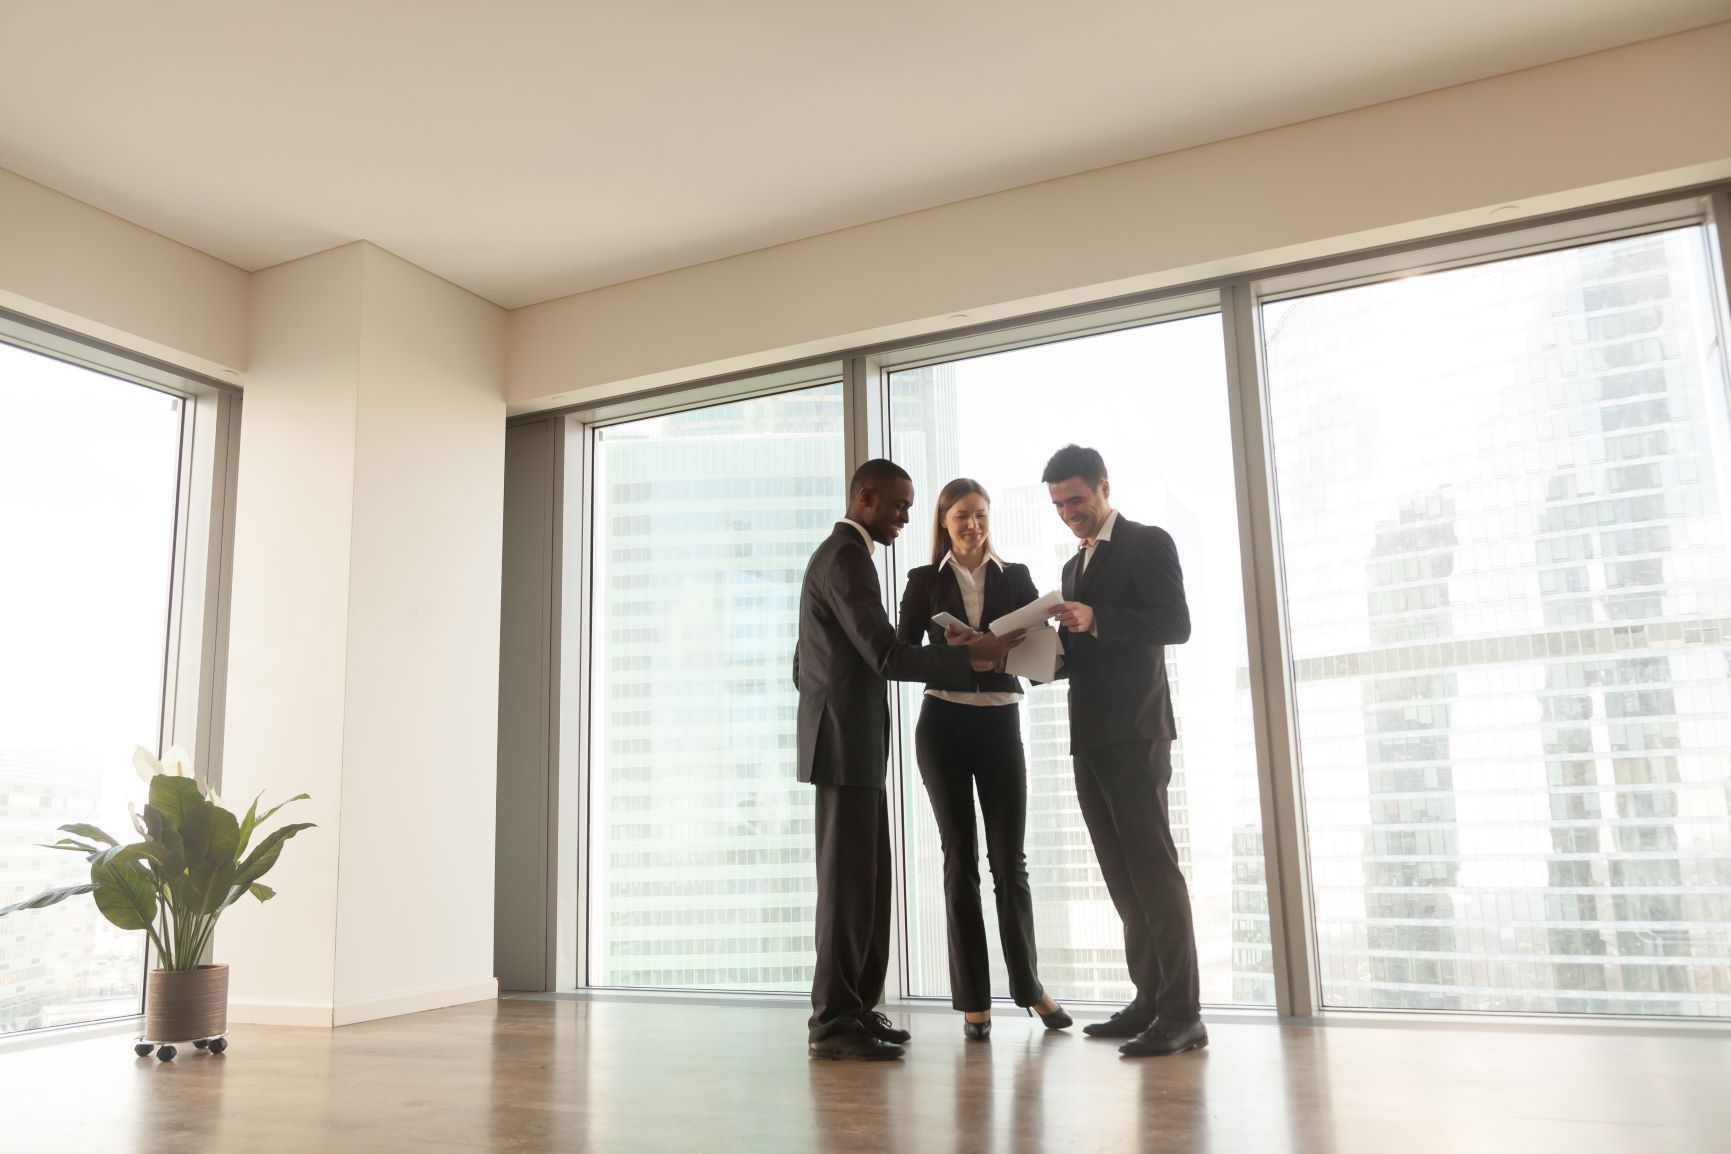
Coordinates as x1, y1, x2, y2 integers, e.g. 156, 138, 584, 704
1044, 444, 1207, 1057
796, 458, 1022, 1060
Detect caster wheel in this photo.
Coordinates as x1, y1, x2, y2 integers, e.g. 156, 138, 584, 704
156, 1045, 177, 1061
208, 1038, 228, 1055
194, 1039, 209, 1049
134, 1043, 154, 1057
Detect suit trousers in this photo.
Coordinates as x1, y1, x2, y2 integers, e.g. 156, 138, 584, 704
1072, 739, 1200, 1022
808, 783, 892, 1041
915, 697, 1044, 1012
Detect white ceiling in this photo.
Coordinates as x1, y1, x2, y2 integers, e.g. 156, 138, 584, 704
2, 1, 1727, 309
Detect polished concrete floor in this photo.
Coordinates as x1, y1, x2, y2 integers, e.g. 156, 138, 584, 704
5, 996, 1729, 1153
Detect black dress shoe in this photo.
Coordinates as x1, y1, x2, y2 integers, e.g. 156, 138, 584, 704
1082, 1005, 1154, 1038
963, 1017, 991, 1041
808, 1033, 905, 1061
1119, 1018, 1208, 1057
859, 1010, 912, 1045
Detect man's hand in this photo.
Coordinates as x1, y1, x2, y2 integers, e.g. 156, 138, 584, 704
1051, 601, 1095, 634
965, 628, 1025, 671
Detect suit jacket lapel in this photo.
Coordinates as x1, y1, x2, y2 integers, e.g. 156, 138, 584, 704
1061, 551, 1078, 602
1075, 536, 1113, 600
938, 563, 966, 622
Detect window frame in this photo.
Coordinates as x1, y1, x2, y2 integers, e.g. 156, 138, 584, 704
0, 307, 239, 1040
523, 183, 1731, 1026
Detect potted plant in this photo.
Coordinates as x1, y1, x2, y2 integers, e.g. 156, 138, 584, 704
0, 746, 312, 1060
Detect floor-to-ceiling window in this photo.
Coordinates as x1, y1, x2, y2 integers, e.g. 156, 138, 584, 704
885, 312, 1273, 1007
586, 383, 845, 991
559, 194, 1731, 1021
1263, 225, 1731, 1016
0, 340, 185, 1035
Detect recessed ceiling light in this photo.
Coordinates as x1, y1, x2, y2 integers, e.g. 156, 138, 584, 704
1489, 204, 1521, 218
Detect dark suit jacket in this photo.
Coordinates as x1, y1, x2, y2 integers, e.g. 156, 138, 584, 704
794, 524, 973, 787
896, 558, 1041, 695
1058, 515, 1191, 752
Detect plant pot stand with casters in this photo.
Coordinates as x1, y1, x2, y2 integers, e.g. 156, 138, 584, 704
134, 1031, 228, 1061
134, 964, 230, 1061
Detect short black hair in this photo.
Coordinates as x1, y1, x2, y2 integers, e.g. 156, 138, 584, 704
1041, 444, 1107, 488
849, 458, 912, 503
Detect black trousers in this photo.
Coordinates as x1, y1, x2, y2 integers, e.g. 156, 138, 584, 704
1072, 739, 1199, 1022
915, 697, 1044, 1012
808, 783, 892, 1041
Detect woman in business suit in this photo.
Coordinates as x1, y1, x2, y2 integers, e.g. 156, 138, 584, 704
897, 478, 1071, 1039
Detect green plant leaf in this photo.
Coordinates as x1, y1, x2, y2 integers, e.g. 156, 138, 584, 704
187, 857, 238, 917
148, 774, 203, 826
231, 822, 316, 891
237, 793, 309, 858
248, 883, 276, 903
0, 884, 96, 918
90, 855, 158, 933
179, 797, 240, 871
141, 805, 187, 874
58, 822, 117, 847
38, 838, 102, 856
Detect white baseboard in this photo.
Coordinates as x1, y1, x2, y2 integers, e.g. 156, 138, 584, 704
227, 1000, 336, 1028
332, 978, 499, 1027
227, 978, 499, 1028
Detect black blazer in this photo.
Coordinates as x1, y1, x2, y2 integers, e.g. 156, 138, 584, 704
793, 524, 973, 787
897, 558, 1041, 695
1058, 515, 1190, 751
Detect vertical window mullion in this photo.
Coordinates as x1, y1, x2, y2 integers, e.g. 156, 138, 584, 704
1223, 282, 1319, 1018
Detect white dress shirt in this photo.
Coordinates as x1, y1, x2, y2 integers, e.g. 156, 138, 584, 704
926, 549, 1022, 708
1075, 508, 1118, 638
1079, 509, 1119, 573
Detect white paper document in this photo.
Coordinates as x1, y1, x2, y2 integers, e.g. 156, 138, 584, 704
1004, 625, 1060, 683
988, 590, 1064, 636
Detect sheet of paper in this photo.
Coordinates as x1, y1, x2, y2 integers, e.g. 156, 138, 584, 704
1004, 625, 1060, 682
988, 589, 1064, 636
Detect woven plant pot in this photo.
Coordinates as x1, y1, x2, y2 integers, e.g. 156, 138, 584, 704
143, 964, 229, 1043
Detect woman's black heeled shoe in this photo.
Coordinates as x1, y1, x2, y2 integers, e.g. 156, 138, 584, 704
963, 1017, 991, 1041
1027, 1003, 1073, 1030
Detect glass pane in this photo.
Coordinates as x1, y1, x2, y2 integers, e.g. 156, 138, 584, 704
888, 315, 1272, 1007
1264, 226, 1731, 1015
586, 384, 844, 991
0, 344, 181, 1035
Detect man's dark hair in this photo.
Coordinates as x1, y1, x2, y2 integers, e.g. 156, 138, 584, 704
1041, 444, 1108, 488
849, 458, 911, 503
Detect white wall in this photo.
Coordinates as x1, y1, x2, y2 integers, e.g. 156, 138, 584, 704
217, 245, 364, 1022
217, 243, 506, 1026
331, 245, 505, 1022
508, 22, 1731, 410
0, 166, 247, 376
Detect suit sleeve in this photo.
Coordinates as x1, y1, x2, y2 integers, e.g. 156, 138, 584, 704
830, 548, 972, 687
896, 569, 930, 648
1093, 527, 1191, 646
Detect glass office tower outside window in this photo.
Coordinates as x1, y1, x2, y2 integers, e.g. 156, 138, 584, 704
1263, 226, 1731, 1015
0, 344, 182, 1035
587, 384, 845, 991
887, 316, 1274, 1007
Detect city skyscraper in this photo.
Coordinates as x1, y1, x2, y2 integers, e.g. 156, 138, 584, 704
0, 748, 140, 1033
587, 385, 844, 990
1259, 226, 1731, 1016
